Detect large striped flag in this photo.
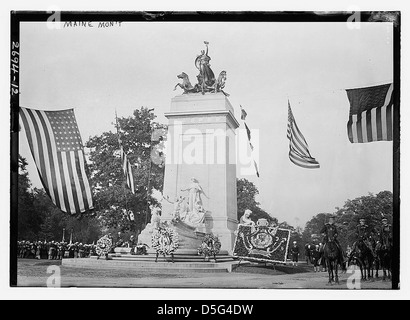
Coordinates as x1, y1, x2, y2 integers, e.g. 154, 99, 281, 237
287, 101, 320, 169
240, 105, 260, 177
346, 83, 393, 143
118, 139, 135, 194
19, 107, 93, 215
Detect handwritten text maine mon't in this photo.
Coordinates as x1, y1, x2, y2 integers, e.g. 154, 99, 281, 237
63, 22, 122, 28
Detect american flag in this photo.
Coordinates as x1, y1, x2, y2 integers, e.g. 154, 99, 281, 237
346, 83, 393, 143
240, 105, 260, 177
19, 107, 93, 214
287, 101, 320, 169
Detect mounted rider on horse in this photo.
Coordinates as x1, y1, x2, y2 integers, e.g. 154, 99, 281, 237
377, 218, 392, 249
320, 215, 345, 266
375, 217, 393, 280
350, 218, 376, 259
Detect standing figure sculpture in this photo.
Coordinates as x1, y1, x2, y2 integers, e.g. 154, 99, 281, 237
195, 41, 216, 94
174, 41, 229, 96
163, 195, 187, 221
180, 177, 209, 226
181, 178, 208, 214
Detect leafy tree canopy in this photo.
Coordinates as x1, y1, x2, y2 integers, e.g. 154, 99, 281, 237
236, 178, 278, 224
85, 107, 166, 234
302, 191, 393, 250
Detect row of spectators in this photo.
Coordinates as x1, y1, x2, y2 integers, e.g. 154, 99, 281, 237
17, 240, 97, 260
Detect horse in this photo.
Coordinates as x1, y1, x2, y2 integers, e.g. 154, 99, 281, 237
173, 72, 199, 94
349, 239, 374, 281
323, 237, 343, 284
211, 71, 230, 96
375, 240, 392, 281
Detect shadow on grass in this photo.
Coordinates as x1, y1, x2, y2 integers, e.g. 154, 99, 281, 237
232, 262, 314, 275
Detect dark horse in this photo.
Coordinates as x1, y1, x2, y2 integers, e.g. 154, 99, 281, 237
375, 240, 392, 281
323, 237, 344, 284
349, 239, 374, 281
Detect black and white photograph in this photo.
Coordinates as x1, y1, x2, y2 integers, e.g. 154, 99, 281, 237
4, 3, 408, 302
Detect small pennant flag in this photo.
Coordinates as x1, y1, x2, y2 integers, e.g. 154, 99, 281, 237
19, 107, 94, 215
240, 105, 259, 177
346, 83, 393, 143
287, 101, 320, 169
240, 105, 248, 121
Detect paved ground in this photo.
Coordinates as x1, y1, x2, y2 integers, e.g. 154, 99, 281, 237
15, 259, 392, 289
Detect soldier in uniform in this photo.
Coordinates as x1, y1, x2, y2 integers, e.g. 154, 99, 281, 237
57, 242, 64, 260
378, 218, 393, 248
356, 218, 371, 241
320, 215, 345, 265
290, 241, 300, 267
115, 232, 124, 248
352, 218, 376, 257
35, 241, 41, 259
128, 235, 137, 254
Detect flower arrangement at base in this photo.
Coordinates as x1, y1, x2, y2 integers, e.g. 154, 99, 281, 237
198, 233, 221, 260
96, 235, 113, 257
151, 227, 179, 255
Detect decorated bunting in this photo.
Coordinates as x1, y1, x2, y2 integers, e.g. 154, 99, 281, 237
233, 224, 291, 264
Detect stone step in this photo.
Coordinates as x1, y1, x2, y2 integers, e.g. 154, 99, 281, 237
114, 248, 230, 256
61, 258, 238, 273
111, 257, 234, 264
109, 254, 233, 261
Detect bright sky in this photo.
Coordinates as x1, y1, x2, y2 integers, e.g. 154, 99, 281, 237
18, 20, 393, 228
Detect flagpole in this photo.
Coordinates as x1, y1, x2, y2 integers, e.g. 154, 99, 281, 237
144, 123, 153, 226
115, 111, 130, 224
143, 108, 156, 227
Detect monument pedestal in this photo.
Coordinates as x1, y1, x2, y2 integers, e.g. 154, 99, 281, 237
159, 93, 240, 253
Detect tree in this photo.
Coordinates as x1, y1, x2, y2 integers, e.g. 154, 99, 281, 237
302, 191, 393, 250
17, 155, 41, 240
33, 187, 102, 243
301, 213, 333, 245
85, 107, 167, 234
334, 191, 393, 249
236, 178, 277, 224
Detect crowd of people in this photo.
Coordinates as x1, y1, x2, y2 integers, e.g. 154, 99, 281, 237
18, 232, 147, 260
17, 240, 97, 260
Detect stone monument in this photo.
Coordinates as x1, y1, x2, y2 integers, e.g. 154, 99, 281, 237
159, 42, 239, 253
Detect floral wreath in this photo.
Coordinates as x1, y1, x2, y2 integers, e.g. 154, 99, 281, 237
151, 227, 179, 255
198, 233, 221, 257
96, 235, 113, 256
